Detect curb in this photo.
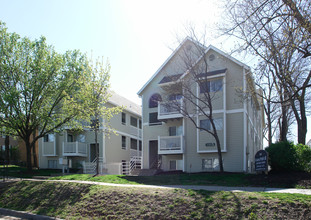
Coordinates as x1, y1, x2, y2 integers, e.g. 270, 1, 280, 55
0, 208, 62, 220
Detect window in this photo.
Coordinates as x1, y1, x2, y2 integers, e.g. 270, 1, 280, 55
139, 119, 142, 129
200, 119, 211, 131
199, 78, 223, 93
130, 116, 138, 127
76, 134, 85, 143
202, 158, 220, 170
149, 112, 161, 125
122, 136, 126, 150
67, 134, 74, 142
139, 140, 142, 151
130, 138, 138, 150
149, 93, 162, 108
169, 94, 182, 101
122, 112, 126, 125
200, 118, 223, 131
202, 159, 213, 169
44, 134, 54, 142
169, 126, 183, 136
44, 134, 49, 142
169, 160, 177, 170
48, 160, 57, 169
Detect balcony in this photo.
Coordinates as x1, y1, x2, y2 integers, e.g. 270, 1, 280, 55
42, 142, 56, 156
129, 126, 142, 139
63, 142, 87, 157
158, 99, 183, 120
158, 135, 184, 154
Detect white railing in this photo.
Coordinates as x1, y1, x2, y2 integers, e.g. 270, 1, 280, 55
129, 126, 142, 139
158, 135, 183, 154
130, 149, 142, 157
63, 142, 87, 156
42, 142, 56, 156
158, 99, 183, 119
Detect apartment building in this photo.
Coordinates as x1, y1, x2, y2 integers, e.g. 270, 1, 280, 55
138, 37, 264, 173
38, 91, 142, 174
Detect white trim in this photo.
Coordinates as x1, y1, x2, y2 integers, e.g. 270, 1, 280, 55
243, 67, 247, 172
198, 150, 227, 153
226, 109, 244, 114
115, 130, 142, 141
182, 118, 186, 172
196, 82, 200, 153
198, 73, 226, 81
223, 76, 227, 151
141, 94, 144, 169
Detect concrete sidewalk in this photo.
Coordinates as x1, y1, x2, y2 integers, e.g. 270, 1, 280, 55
14, 178, 311, 195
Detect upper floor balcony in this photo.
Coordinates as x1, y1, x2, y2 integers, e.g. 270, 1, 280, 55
129, 126, 142, 139
42, 141, 57, 156
63, 141, 87, 157
158, 99, 183, 120
158, 135, 184, 154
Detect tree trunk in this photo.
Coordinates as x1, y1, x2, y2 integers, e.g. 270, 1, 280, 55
215, 135, 224, 172
279, 104, 288, 142
25, 138, 32, 172
5, 135, 10, 165
32, 132, 38, 168
95, 127, 99, 175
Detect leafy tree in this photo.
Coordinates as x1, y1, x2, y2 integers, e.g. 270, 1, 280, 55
0, 22, 113, 171
86, 58, 121, 175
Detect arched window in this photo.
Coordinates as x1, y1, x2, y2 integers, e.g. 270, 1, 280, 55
149, 93, 162, 108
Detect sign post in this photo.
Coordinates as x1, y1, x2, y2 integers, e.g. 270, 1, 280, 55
255, 150, 268, 174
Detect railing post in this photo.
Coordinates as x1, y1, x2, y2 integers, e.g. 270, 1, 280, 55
62, 142, 64, 155
76, 142, 78, 154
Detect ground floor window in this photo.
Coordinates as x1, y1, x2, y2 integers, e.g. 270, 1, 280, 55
48, 160, 57, 169
202, 158, 219, 170
169, 160, 177, 170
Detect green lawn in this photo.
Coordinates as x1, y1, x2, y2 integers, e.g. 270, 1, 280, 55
49, 172, 252, 186
0, 181, 310, 219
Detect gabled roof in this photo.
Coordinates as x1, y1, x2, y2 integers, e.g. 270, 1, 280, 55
137, 37, 203, 96
108, 91, 141, 117
137, 37, 251, 96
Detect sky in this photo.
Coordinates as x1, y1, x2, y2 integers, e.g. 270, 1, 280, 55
0, 0, 310, 144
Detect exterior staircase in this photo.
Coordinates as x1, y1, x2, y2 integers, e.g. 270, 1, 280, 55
83, 157, 106, 174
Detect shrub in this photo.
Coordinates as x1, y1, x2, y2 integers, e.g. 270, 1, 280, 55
294, 144, 311, 172
266, 141, 311, 172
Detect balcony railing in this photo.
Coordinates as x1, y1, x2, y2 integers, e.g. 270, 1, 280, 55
63, 142, 87, 157
158, 99, 183, 120
42, 141, 56, 156
158, 135, 184, 154
130, 149, 142, 157
129, 126, 142, 138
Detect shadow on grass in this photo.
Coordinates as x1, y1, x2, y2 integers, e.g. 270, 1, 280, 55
0, 181, 91, 217
118, 172, 252, 187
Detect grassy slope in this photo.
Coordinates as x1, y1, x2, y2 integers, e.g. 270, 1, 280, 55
0, 181, 310, 219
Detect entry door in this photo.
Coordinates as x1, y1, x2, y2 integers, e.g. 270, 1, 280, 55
90, 144, 97, 162
149, 140, 158, 169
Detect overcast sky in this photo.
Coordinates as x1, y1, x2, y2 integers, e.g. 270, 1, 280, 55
0, 0, 309, 144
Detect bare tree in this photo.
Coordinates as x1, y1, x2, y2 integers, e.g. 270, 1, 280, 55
161, 34, 226, 172
221, 0, 311, 144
